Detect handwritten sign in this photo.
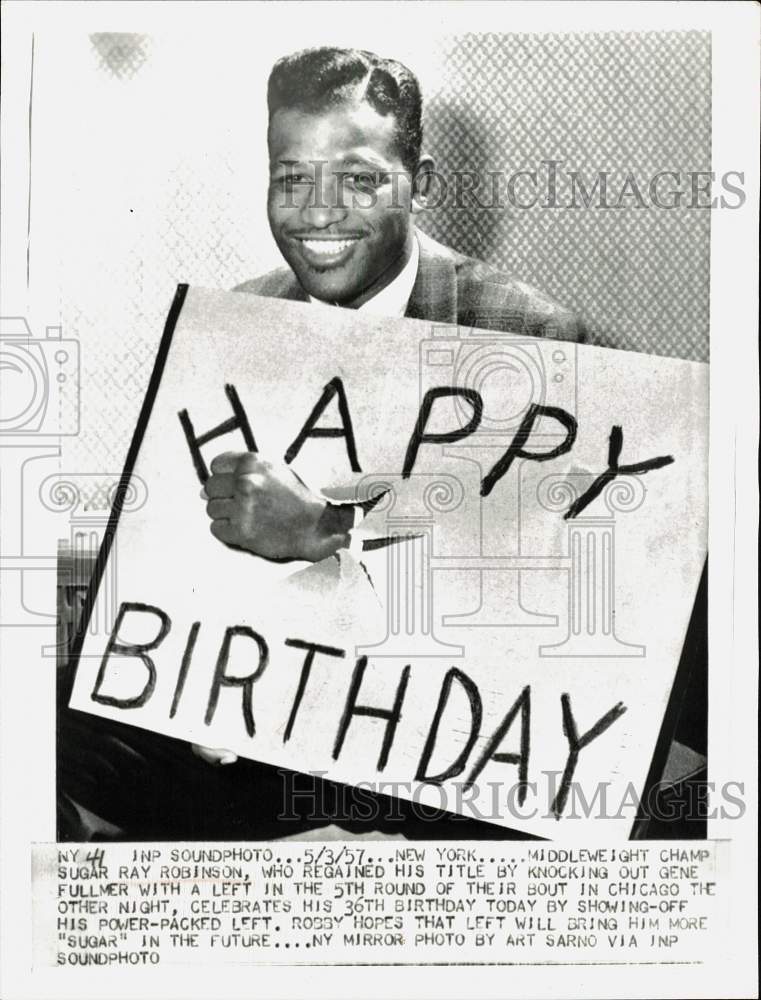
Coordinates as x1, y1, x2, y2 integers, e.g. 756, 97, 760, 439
69, 287, 708, 838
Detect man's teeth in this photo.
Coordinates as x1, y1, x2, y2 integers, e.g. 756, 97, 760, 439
300, 238, 356, 255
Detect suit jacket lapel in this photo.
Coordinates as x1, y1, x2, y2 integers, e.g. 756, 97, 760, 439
405, 229, 458, 323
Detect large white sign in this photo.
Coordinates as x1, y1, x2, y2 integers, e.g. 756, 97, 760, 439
69, 287, 708, 839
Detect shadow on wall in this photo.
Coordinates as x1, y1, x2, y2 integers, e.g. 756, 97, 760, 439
418, 97, 507, 265
415, 32, 711, 362
417, 90, 604, 346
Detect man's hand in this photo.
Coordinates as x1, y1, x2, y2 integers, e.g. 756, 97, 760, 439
203, 451, 353, 562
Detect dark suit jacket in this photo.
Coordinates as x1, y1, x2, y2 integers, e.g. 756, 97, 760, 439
235, 229, 586, 342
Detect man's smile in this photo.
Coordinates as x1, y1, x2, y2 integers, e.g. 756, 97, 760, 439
290, 234, 364, 268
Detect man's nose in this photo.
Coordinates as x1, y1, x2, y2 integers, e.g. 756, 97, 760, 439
299, 172, 348, 228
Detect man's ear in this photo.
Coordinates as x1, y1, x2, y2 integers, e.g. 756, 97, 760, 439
411, 155, 436, 215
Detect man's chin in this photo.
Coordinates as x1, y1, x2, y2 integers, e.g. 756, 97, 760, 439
295, 269, 362, 305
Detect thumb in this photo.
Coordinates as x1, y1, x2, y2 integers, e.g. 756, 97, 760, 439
192, 744, 238, 765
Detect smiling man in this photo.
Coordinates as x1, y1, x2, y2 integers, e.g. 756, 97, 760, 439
262, 83, 423, 310
236, 46, 587, 330
238, 47, 427, 314
207, 47, 587, 571
57, 45, 707, 850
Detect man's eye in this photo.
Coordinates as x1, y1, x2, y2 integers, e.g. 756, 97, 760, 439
278, 174, 312, 189
346, 171, 383, 189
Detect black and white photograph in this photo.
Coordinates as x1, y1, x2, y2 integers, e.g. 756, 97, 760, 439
0, 2, 757, 998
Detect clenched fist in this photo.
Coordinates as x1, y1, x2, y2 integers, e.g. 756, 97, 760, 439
203, 451, 353, 563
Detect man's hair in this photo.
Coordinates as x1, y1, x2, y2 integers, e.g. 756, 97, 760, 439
267, 47, 423, 173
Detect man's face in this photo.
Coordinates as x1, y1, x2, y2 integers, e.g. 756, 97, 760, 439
267, 100, 418, 307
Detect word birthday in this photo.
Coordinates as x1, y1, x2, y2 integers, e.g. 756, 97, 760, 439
89, 603, 628, 820
178, 378, 675, 519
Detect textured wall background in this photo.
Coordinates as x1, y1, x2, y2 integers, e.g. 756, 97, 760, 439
28, 30, 710, 474
420, 32, 711, 361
